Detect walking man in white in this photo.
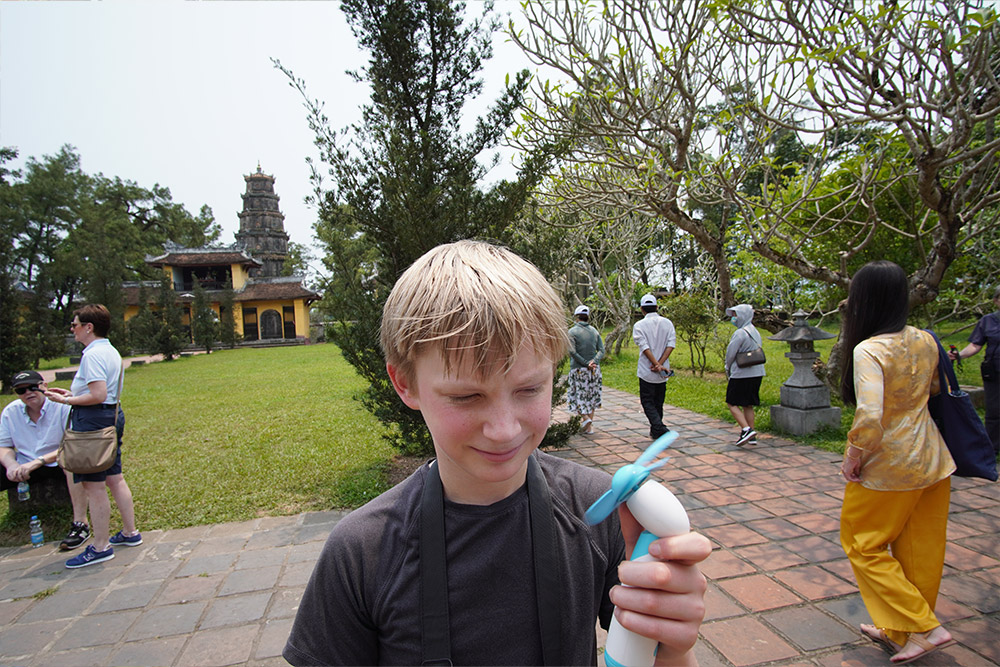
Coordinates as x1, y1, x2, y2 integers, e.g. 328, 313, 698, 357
632, 294, 676, 439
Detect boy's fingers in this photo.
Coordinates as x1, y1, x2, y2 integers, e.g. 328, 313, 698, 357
617, 505, 643, 558
612, 591, 705, 660
617, 560, 707, 595
649, 532, 712, 564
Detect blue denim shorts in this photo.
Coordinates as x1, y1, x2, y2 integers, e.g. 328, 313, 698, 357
71, 404, 125, 483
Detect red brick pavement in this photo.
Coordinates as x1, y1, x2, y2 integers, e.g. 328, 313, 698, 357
550, 386, 999, 666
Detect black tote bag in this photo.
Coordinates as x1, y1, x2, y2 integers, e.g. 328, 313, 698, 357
925, 330, 997, 481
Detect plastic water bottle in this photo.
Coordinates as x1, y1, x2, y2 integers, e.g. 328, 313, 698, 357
29, 516, 44, 548
17, 481, 30, 501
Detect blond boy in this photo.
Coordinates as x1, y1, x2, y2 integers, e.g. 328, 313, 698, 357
284, 241, 709, 665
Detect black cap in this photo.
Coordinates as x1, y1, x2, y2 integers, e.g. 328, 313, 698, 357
11, 370, 44, 387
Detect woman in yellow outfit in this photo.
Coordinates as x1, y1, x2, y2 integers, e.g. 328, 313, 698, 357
838, 261, 957, 665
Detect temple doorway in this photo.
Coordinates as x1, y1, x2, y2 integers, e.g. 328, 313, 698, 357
260, 309, 282, 339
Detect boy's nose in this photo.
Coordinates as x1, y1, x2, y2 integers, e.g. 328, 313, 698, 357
482, 402, 521, 442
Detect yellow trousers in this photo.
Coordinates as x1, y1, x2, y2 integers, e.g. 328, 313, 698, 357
840, 477, 950, 646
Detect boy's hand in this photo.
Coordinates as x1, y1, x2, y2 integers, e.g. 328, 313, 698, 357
614, 505, 710, 666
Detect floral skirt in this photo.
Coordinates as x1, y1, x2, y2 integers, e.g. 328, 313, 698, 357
567, 367, 603, 414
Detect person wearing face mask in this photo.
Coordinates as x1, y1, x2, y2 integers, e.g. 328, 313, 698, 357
724, 304, 766, 446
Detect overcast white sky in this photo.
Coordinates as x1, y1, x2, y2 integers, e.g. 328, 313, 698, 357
0, 0, 532, 261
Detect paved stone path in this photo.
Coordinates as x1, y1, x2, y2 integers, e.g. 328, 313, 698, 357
1, 386, 997, 666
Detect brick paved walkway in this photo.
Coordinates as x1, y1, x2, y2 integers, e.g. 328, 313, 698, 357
0, 386, 997, 666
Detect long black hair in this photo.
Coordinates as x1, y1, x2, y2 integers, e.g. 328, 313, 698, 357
839, 261, 910, 405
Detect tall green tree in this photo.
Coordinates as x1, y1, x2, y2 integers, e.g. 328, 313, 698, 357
153, 276, 185, 361
0, 147, 36, 391
5, 144, 220, 336
126, 283, 158, 354
218, 280, 241, 349
278, 0, 539, 455
190, 281, 219, 353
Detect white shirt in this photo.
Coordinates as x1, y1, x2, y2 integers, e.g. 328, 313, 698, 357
0, 398, 71, 465
71, 338, 123, 403
632, 312, 677, 383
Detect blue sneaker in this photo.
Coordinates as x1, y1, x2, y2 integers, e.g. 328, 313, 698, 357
109, 530, 143, 547
65, 544, 115, 569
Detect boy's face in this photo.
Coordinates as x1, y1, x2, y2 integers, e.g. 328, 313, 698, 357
388, 345, 553, 505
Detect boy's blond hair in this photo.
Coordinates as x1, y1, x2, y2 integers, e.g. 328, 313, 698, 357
381, 240, 569, 381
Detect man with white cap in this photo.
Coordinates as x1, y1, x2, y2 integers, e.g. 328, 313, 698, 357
632, 294, 676, 438
1, 370, 91, 550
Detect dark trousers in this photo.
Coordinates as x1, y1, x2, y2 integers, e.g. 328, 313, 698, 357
984, 375, 999, 454
639, 379, 668, 437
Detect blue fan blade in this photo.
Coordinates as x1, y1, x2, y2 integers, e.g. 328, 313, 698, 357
636, 431, 678, 467
644, 456, 670, 472
584, 488, 621, 525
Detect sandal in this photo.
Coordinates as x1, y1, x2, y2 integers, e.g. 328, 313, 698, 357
860, 624, 902, 654
890, 630, 956, 665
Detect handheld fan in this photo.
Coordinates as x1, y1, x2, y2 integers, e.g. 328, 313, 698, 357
585, 431, 690, 667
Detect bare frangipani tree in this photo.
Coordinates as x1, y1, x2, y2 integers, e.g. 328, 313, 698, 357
510, 0, 1000, 319
509, 0, 742, 306
713, 0, 1000, 307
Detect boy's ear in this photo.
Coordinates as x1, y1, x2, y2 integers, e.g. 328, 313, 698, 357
386, 363, 421, 411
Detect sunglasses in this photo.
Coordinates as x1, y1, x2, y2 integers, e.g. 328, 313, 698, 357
14, 385, 43, 395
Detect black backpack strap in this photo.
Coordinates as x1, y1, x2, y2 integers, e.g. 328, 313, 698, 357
420, 461, 452, 666
526, 454, 563, 666
419, 455, 563, 666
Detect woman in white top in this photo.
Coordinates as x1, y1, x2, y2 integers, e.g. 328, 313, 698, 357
46, 304, 142, 569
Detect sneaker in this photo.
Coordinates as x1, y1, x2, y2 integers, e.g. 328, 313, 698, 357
65, 544, 114, 569
735, 428, 756, 447
109, 530, 143, 547
59, 522, 91, 551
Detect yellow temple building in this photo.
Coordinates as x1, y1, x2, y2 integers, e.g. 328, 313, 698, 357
122, 166, 320, 344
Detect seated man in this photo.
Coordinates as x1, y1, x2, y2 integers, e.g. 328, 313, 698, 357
284, 241, 710, 666
1, 370, 91, 550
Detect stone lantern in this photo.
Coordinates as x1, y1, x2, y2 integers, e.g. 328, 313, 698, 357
768, 310, 841, 435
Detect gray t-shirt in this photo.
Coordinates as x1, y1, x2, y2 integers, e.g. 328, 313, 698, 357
284, 451, 624, 666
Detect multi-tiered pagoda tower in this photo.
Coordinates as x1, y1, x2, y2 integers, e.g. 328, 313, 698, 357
234, 164, 289, 278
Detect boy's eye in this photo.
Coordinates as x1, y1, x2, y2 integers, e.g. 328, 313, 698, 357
449, 394, 479, 404
519, 385, 543, 396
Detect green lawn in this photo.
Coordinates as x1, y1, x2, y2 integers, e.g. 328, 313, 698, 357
1, 344, 396, 546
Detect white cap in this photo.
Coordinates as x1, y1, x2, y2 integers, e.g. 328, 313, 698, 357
574, 305, 590, 316
640, 294, 657, 307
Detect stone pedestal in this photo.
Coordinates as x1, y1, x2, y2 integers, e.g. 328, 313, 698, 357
768, 310, 842, 436
771, 404, 842, 434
